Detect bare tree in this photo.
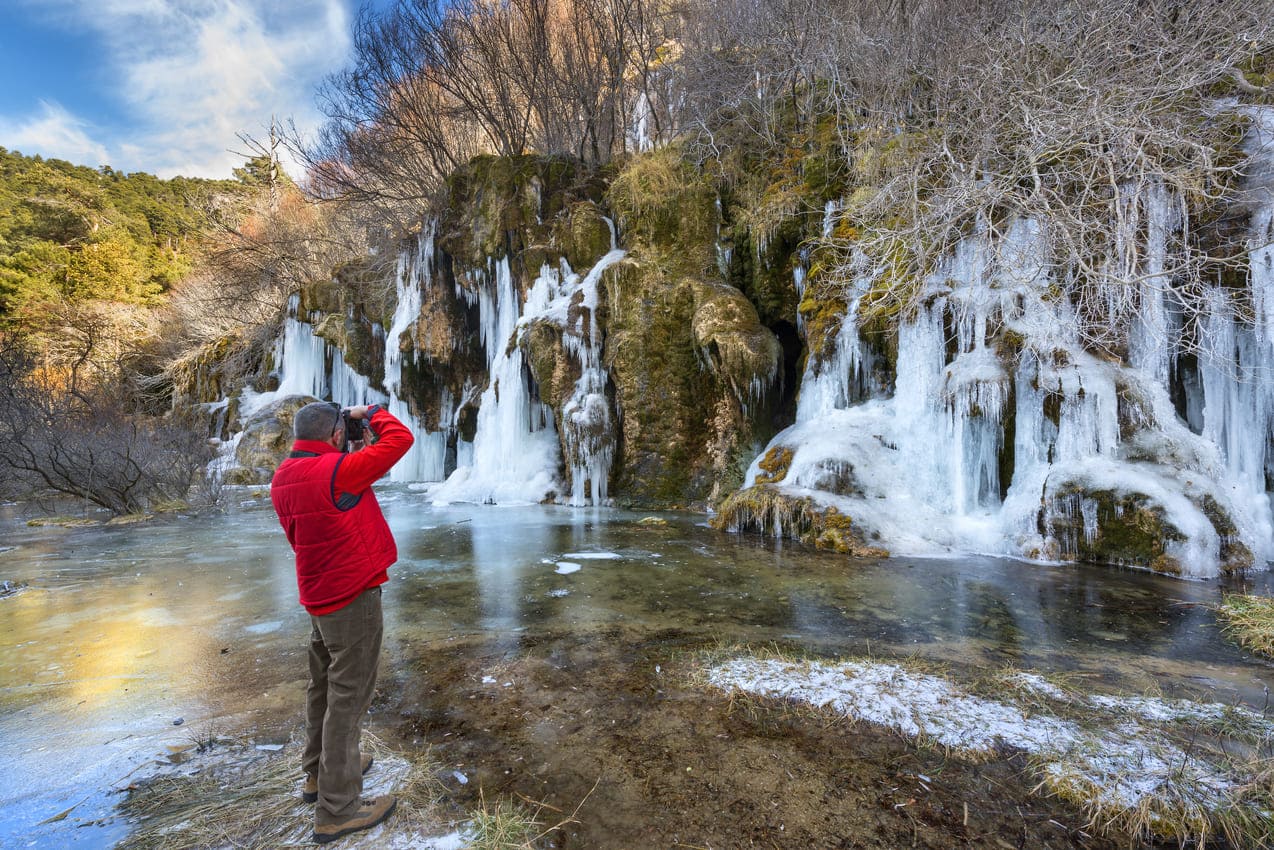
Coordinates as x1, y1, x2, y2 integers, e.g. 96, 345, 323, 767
0, 327, 212, 514
301, 0, 678, 218
679, 0, 1274, 355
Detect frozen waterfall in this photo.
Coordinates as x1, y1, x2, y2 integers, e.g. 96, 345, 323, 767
430, 257, 564, 505
740, 113, 1274, 576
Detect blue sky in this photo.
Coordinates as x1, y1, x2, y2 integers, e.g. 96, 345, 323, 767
0, 1, 395, 178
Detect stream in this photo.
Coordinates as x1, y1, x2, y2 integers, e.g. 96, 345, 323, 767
2, 488, 1271, 848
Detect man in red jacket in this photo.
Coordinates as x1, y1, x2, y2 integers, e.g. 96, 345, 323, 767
270, 401, 414, 844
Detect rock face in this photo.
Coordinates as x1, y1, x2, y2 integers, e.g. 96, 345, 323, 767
188, 112, 1274, 577
224, 395, 316, 485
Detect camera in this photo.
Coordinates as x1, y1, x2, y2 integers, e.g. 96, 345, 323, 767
328, 401, 366, 450
341, 409, 366, 443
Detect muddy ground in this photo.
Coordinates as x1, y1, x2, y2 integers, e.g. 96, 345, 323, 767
374, 625, 1137, 850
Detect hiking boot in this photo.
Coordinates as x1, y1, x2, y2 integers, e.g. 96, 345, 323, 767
301, 753, 374, 804
312, 795, 397, 844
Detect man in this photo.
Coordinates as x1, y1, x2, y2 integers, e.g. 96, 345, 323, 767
270, 401, 414, 844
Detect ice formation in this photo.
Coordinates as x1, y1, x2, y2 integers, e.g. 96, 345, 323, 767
431, 248, 626, 505
731, 108, 1274, 577
224, 229, 453, 482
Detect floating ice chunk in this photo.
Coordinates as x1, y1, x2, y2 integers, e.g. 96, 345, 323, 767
547, 589, 570, 598
554, 562, 582, 574
254, 743, 284, 752
561, 552, 621, 560
451, 771, 468, 785
481, 676, 496, 684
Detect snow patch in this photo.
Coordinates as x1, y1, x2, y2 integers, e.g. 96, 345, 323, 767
707, 657, 1249, 814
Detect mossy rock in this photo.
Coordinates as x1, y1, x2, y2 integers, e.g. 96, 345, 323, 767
170, 333, 254, 408
556, 200, 615, 270
604, 254, 722, 506
299, 277, 342, 317
606, 146, 718, 276
1195, 493, 1255, 573
520, 318, 578, 409
1043, 485, 1186, 575
441, 154, 593, 272
802, 459, 861, 497
754, 445, 794, 484
723, 216, 804, 327
712, 484, 888, 557
690, 280, 781, 395
797, 289, 849, 366
312, 313, 347, 350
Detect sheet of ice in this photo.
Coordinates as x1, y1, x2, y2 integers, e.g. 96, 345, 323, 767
554, 562, 581, 575
561, 552, 622, 560
244, 620, 282, 635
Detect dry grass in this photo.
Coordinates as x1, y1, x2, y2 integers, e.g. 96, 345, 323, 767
1218, 593, 1274, 659
467, 793, 542, 850
120, 732, 447, 849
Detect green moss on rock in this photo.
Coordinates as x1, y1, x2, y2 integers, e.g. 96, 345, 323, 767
1043, 486, 1186, 575
555, 201, 615, 270
691, 280, 781, 395
712, 484, 888, 557
606, 146, 718, 277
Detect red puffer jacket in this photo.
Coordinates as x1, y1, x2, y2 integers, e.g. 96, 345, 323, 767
270, 407, 414, 615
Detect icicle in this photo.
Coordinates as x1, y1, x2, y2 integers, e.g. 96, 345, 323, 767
560, 250, 626, 505
381, 225, 449, 482
432, 257, 564, 504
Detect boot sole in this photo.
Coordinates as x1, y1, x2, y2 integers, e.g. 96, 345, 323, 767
302, 756, 374, 804
312, 798, 397, 844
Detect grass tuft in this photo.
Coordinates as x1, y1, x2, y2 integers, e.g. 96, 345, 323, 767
1218, 593, 1274, 659
467, 792, 543, 850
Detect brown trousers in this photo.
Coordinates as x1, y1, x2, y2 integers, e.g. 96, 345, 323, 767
303, 586, 383, 825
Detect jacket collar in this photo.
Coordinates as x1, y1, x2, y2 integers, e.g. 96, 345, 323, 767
291, 439, 340, 455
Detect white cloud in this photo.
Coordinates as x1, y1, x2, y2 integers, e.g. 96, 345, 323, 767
5, 0, 353, 178
0, 100, 112, 167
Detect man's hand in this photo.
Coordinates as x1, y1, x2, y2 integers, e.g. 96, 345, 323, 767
345, 405, 371, 420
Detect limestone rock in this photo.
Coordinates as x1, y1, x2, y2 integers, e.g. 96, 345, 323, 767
712, 484, 888, 557
226, 395, 318, 485
691, 280, 781, 399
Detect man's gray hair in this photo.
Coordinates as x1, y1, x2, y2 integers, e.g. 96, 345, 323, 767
294, 402, 341, 441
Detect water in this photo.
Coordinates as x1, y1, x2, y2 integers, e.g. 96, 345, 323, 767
2, 495, 1271, 847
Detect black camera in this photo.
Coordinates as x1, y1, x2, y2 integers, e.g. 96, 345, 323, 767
328, 402, 365, 450
342, 409, 366, 443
